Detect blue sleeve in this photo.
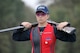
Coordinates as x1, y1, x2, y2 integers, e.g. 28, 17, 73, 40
12, 28, 31, 41
54, 26, 76, 42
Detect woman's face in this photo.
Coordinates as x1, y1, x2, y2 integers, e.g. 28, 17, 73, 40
36, 11, 49, 24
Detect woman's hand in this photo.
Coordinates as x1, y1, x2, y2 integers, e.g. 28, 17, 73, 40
21, 22, 32, 28
57, 22, 69, 30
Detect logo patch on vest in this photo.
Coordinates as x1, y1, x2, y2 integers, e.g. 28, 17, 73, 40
46, 37, 51, 40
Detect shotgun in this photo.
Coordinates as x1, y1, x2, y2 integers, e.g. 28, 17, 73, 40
0, 20, 76, 34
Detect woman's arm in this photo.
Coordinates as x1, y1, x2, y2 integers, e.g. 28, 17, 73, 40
12, 28, 31, 41
54, 26, 76, 42
12, 22, 32, 41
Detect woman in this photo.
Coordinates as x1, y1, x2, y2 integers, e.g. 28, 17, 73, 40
13, 5, 76, 53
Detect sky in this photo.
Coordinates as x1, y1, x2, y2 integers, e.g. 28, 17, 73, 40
21, 0, 38, 10
21, 0, 54, 10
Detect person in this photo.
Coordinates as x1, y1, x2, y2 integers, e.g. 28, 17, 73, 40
12, 5, 76, 53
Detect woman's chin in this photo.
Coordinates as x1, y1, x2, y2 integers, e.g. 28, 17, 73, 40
38, 21, 44, 24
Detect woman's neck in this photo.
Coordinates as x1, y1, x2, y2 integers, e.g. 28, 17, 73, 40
38, 21, 48, 27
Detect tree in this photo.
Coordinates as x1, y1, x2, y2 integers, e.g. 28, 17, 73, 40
0, 0, 34, 53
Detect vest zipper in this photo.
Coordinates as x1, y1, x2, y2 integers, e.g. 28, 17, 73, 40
39, 30, 42, 53
40, 34, 42, 53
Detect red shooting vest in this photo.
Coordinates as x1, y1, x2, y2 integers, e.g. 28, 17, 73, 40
30, 23, 56, 53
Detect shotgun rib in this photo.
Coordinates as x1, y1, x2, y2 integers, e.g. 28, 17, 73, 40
0, 26, 24, 33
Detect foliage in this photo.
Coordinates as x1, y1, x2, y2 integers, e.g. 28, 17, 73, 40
0, 0, 80, 53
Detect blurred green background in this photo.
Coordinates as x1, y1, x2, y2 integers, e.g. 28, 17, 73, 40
0, 0, 80, 53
